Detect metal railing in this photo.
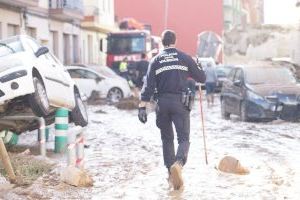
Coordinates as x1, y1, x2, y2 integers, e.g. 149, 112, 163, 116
49, 0, 83, 12
0, 116, 47, 157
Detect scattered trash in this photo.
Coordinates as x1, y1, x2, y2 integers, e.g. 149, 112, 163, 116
19, 149, 31, 155
115, 97, 139, 110
0, 154, 55, 186
217, 156, 250, 175
87, 91, 107, 105
60, 166, 93, 187
94, 110, 107, 114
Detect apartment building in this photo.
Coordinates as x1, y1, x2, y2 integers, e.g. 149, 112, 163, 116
81, 0, 115, 65
0, 0, 116, 65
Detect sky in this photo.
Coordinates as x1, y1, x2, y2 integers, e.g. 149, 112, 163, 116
264, 0, 300, 25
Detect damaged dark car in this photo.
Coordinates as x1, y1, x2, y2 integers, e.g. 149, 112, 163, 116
220, 64, 300, 122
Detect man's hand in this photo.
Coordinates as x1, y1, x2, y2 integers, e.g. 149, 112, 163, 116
138, 107, 147, 123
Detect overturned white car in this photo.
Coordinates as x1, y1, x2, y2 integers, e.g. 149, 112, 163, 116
0, 35, 88, 133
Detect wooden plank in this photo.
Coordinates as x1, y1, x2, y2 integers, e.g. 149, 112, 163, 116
0, 138, 16, 183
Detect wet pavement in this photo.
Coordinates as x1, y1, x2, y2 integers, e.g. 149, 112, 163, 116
85, 97, 300, 199
1, 97, 300, 199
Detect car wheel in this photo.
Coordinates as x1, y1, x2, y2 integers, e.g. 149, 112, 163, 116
28, 76, 50, 117
240, 101, 249, 122
221, 98, 230, 120
107, 87, 123, 103
71, 90, 88, 127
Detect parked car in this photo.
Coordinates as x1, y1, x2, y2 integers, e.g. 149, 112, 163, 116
215, 65, 234, 92
66, 65, 132, 103
0, 35, 88, 133
220, 64, 300, 122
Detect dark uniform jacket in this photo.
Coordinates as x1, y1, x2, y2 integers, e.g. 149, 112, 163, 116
141, 47, 206, 101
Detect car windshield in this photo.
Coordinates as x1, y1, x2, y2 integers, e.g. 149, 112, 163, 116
245, 67, 296, 85
0, 36, 24, 58
107, 35, 146, 54
215, 67, 232, 77
90, 66, 118, 78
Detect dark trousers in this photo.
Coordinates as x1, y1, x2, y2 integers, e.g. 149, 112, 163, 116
156, 94, 190, 169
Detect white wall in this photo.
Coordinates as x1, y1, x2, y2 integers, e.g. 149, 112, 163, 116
81, 29, 106, 65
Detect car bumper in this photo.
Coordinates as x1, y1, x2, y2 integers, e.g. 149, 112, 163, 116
245, 100, 300, 121
0, 72, 34, 105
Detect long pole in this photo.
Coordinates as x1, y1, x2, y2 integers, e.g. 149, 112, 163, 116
0, 138, 16, 183
199, 86, 208, 165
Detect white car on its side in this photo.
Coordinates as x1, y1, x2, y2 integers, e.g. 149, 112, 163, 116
66, 65, 132, 103
0, 35, 88, 133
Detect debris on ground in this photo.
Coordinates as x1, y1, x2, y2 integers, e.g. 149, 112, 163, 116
61, 166, 93, 187
0, 153, 55, 186
115, 96, 140, 110
217, 156, 250, 175
94, 109, 107, 114
87, 91, 107, 105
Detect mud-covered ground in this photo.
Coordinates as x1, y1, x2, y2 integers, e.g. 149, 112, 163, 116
1, 96, 300, 199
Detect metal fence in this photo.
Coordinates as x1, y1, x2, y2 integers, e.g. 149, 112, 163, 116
49, 0, 83, 12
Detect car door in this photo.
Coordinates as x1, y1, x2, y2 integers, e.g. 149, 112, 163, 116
23, 37, 61, 103
44, 53, 75, 108
68, 69, 99, 98
222, 68, 236, 113
231, 68, 244, 115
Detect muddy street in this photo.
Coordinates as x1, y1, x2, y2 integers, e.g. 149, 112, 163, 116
82, 97, 300, 199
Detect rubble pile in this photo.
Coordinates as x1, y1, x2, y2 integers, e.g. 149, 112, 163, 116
115, 96, 140, 110
224, 25, 298, 63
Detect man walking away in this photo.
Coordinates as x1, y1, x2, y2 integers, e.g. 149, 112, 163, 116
204, 62, 217, 107
138, 30, 206, 190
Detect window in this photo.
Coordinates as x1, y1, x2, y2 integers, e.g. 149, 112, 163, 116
63, 33, 71, 64
68, 69, 98, 79
73, 35, 79, 63
88, 35, 93, 63
7, 24, 20, 37
227, 68, 236, 81
50, 31, 59, 57
0, 36, 24, 57
233, 69, 243, 82
26, 27, 37, 39
68, 69, 86, 79
107, 36, 146, 54
85, 71, 99, 79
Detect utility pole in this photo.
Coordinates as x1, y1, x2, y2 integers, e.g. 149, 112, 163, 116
164, 0, 169, 29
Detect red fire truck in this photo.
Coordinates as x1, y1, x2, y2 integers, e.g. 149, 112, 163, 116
106, 18, 162, 76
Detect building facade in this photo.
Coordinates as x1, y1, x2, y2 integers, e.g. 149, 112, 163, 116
0, 0, 116, 65
115, 0, 224, 56
224, 0, 264, 30
81, 0, 115, 65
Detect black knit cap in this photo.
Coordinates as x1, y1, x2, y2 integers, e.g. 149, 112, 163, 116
161, 29, 176, 47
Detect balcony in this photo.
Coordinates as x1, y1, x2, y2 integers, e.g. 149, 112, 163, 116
82, 6, 100, 25
0, 0, 39, 8
81, 6, 114, 33
49, 0, 84, 21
